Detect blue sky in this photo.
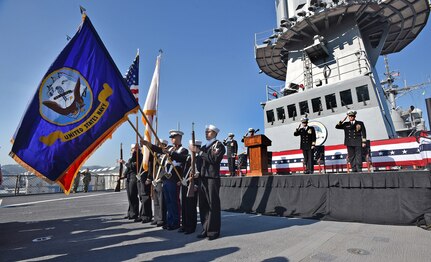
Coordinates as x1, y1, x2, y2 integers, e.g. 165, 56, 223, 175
0, 0, 430, 167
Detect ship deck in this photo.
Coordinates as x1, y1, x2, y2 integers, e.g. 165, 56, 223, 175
1, 187, 430, 261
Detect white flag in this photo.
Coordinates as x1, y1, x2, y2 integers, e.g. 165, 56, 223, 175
142, 55, 161, 171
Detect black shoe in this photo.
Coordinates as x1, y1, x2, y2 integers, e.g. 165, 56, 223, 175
167, 225, 180, 231
162, 225, 168, 229
208, 234, 219, 241
197, 233, 207, 238
134, 218, 142, 222
123, 216, 130, 219
150, 221, 158, 225
129, 216, 137, 220
157, 222, 165, 227
142, 218, 152, 223
177, 228, 185, 233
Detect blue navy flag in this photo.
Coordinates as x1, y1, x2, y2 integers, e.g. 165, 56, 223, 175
125, 52, 139, 101
9, 14, 139, 194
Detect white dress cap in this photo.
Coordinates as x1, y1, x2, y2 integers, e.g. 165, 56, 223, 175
189, 139, 202, 146
169, 129, 184, 138
205, 124, 220, 134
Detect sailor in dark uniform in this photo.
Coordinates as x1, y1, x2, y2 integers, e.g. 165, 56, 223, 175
190, 124, 226, 240
177, 139, 202, 234
137, 140, 153, 223
122, 144, 142, 222
336, 110, 367, 172
223, 133, 238, 176
241, 128, 256, 143
294, 117, 316, 174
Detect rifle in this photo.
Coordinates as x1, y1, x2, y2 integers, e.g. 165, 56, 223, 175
186, 122, 196, 197
114, 143, 123, 192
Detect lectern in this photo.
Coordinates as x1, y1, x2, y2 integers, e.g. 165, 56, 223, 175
244, 134, 272, 176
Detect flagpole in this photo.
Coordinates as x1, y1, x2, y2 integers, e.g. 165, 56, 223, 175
135, 49, 140, 177
137, 53, 162, 145
152, 50, 162, 180
136, 115, 139, 177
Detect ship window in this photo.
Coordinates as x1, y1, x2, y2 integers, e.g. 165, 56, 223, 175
287, 104, 297, 118
276, 107, 285, 121
356, 85, 370, 102
299, 100, 309, 115
266, 109, 275, 123
325, 93, 337, 111
311, 97, 323, 113
340, 89, 353, 106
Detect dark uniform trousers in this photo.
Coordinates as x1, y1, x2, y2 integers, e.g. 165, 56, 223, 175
125, 151, 142, 219
294, 126, 316, 174
138, 174, 152, 221
138, 155, 153, 222
336, 120, 367, 172
199, 177, 221, 236
180, 184, 198, 233
197, 140, 226, 237
126, 173, 139, 219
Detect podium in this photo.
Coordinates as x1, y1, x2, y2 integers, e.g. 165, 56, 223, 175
244, 134, 272, 176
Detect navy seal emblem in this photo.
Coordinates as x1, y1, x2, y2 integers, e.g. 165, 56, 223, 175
39, 68, 92, 125
308, 121, 328, 146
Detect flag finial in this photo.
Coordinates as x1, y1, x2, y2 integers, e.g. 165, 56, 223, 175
80, 6, 87, 14
80, 6, 87, 20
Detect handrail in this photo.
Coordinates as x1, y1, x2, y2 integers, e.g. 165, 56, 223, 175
266, 50, 371, 101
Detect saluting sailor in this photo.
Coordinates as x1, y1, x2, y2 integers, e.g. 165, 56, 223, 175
223, 133, 238, 176
294, 117, 316, 174
336, 110, 367, 172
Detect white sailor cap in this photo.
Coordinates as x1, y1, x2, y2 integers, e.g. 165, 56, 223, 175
131, 143, 136, 149
160, 139, 169, 146
248, 128, 255, 132
347, 110, 357, 116
169, 130, 184, 138
228, 133, 234, 137
189, 140, 202, 146
301, 117, 309, 123
205, 124, 220, 134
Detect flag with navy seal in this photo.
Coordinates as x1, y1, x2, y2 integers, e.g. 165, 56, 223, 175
9, 14, 139, 194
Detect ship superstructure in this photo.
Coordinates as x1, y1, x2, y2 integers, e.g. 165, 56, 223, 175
256, 0, 430, 151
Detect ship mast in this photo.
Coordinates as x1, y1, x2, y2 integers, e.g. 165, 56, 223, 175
382, 55, 431, 111
381, 55, 398, 110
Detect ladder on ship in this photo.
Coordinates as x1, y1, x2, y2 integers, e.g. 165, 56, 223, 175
303, 51, 313, 89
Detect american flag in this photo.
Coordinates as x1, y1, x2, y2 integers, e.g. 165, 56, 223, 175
125, 52, 139, 102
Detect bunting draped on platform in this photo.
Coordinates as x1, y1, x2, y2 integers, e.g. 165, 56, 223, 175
9, 14, 139, 194
142, 55, 161, 171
